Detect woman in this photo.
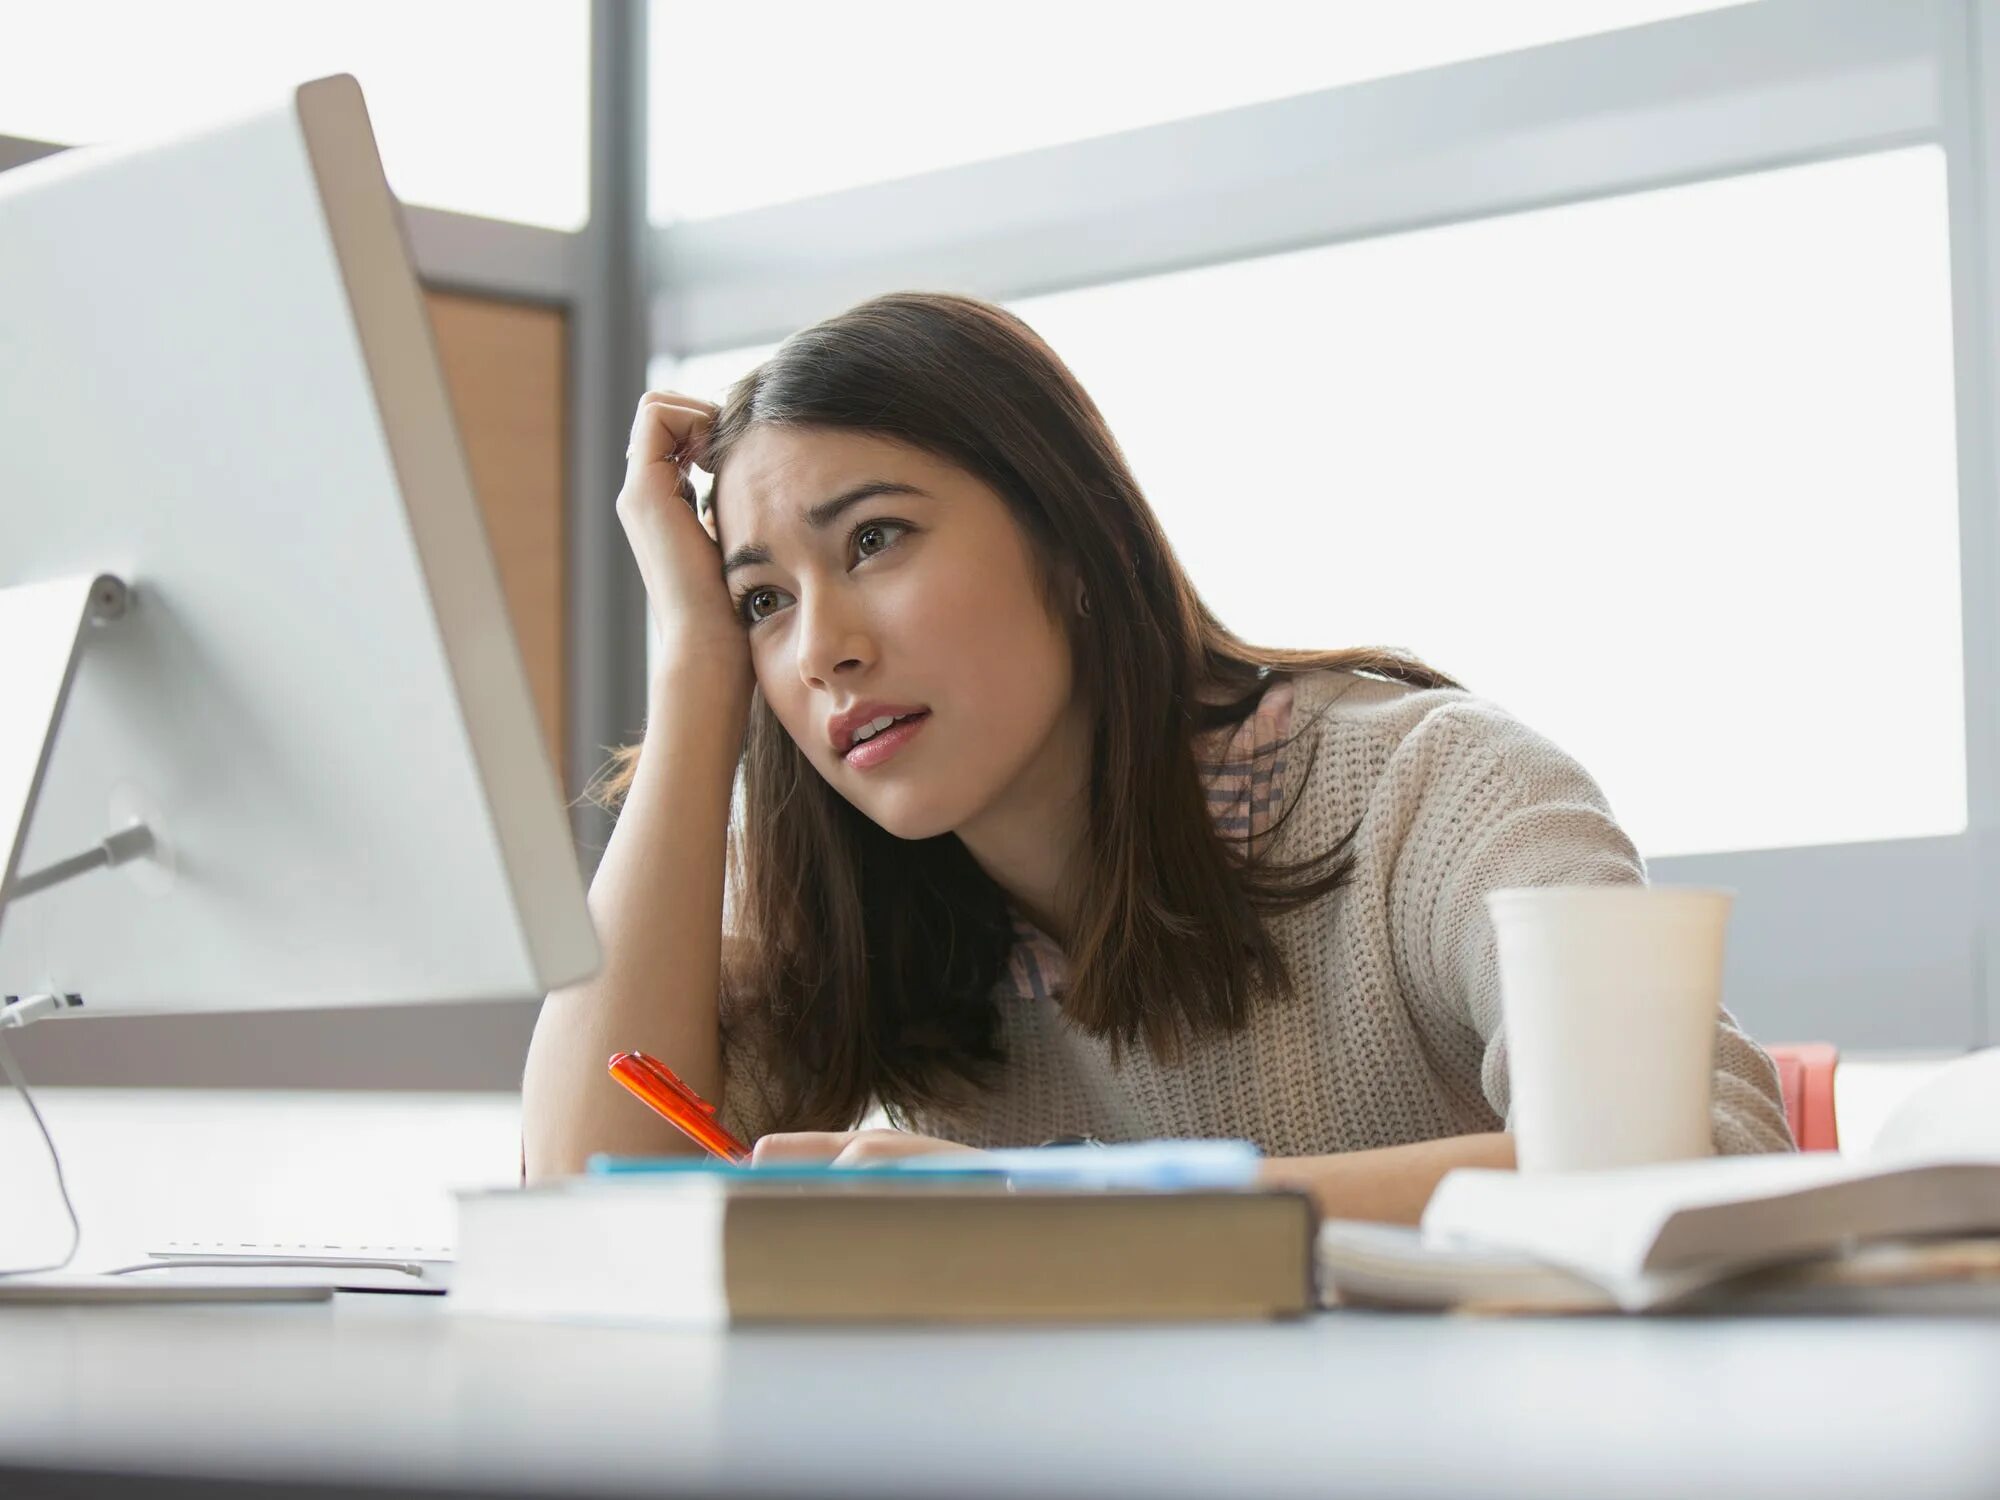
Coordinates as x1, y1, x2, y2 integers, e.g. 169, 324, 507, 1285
520, 291, 1793, 1221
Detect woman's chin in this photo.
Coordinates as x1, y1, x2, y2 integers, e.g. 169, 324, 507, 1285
847, 786, 963, 843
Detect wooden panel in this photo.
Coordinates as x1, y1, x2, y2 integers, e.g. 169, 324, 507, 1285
422, 289, 568, 783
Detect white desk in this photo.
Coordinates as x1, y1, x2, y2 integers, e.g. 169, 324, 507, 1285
0, 1295, 1995, 1499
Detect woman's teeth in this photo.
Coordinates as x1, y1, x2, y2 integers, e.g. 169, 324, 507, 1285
851, 712, 919, 747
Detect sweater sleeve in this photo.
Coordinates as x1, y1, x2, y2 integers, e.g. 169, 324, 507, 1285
1387, 703, 1796, 1156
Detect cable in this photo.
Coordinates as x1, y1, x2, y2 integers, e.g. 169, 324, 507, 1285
0, 1029, 82, 1277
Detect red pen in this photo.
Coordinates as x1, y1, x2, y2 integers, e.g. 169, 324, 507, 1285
607, 1050, 752, 1163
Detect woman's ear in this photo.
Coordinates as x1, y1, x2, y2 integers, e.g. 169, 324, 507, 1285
1058, 560, 1091, 619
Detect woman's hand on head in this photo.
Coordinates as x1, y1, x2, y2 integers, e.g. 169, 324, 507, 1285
748, 1129, 984, 1167
618, 389, 751, 690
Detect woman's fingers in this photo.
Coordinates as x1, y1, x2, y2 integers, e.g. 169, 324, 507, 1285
831, 1136, 915, 1165
748, 1129, 983, 1166
626, 391, 718, 473
749, 1131, 854, 1165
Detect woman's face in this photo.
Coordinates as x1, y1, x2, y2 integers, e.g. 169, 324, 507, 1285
711, 424, 1085, 841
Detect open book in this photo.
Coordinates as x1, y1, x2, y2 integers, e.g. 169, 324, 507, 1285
1321, 1047, 2000, 1314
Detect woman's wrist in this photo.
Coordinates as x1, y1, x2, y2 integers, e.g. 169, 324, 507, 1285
647, 654, 752, 727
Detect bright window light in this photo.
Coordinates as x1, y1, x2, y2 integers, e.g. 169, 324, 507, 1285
1009, 148, 1964, 859
0, 0, 589, 230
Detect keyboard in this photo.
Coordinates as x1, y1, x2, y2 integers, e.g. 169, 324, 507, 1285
116, 1241, 456, 1293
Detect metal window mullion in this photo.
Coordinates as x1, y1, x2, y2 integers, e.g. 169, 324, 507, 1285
567, 0, 653, 873
1940, 0, 2000, 1049
400, 205, 573, 303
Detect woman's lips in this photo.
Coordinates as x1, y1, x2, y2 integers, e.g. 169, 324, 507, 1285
843, 711, 930, 769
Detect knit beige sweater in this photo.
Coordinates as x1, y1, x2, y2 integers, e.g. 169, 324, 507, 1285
719, 666, 1797, 1158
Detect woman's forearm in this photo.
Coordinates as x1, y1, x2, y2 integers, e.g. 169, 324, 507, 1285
1257, 1132, 1516, 1226
519, 660, 749, 1182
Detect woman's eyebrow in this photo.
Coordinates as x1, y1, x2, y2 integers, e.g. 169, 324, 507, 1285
721, 481, 931, 577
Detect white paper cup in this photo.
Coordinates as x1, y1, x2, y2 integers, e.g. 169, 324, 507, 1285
1484, 885, 1732, 1174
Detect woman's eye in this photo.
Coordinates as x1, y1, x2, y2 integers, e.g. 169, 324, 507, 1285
735, 518, 910, 625
854, 520, 903, 556
738, 587, 781, 625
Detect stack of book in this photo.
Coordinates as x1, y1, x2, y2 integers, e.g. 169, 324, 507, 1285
450, 1142, 1317, 1325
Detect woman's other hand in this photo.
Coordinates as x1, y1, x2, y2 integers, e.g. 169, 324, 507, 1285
748, 1129, 984, 1166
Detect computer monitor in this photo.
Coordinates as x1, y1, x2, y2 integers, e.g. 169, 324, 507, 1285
0, 74, 599, 1034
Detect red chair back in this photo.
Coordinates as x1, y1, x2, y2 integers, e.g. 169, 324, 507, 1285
1765, 1041, 1840, 1151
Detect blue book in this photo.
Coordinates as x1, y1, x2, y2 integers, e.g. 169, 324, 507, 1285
586, 1139, 1263, 1191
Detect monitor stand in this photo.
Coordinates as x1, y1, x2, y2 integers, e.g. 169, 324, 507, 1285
0, 575, 322, 1302
0, 572, 155, 931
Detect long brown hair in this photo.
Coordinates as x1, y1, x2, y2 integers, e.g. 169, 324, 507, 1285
592, 291, 1462, 1132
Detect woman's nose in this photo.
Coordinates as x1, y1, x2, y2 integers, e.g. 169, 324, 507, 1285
796, 589, 873, 686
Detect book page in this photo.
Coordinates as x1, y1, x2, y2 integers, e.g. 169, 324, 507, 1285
1867, 1047, 2000, 1162
1421, 1154, 1865, 1282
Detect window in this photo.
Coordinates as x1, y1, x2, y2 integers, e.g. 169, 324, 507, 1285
649, 0, 1741, 221
0, 0, 589, 230
1008, 147, 1963, 858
